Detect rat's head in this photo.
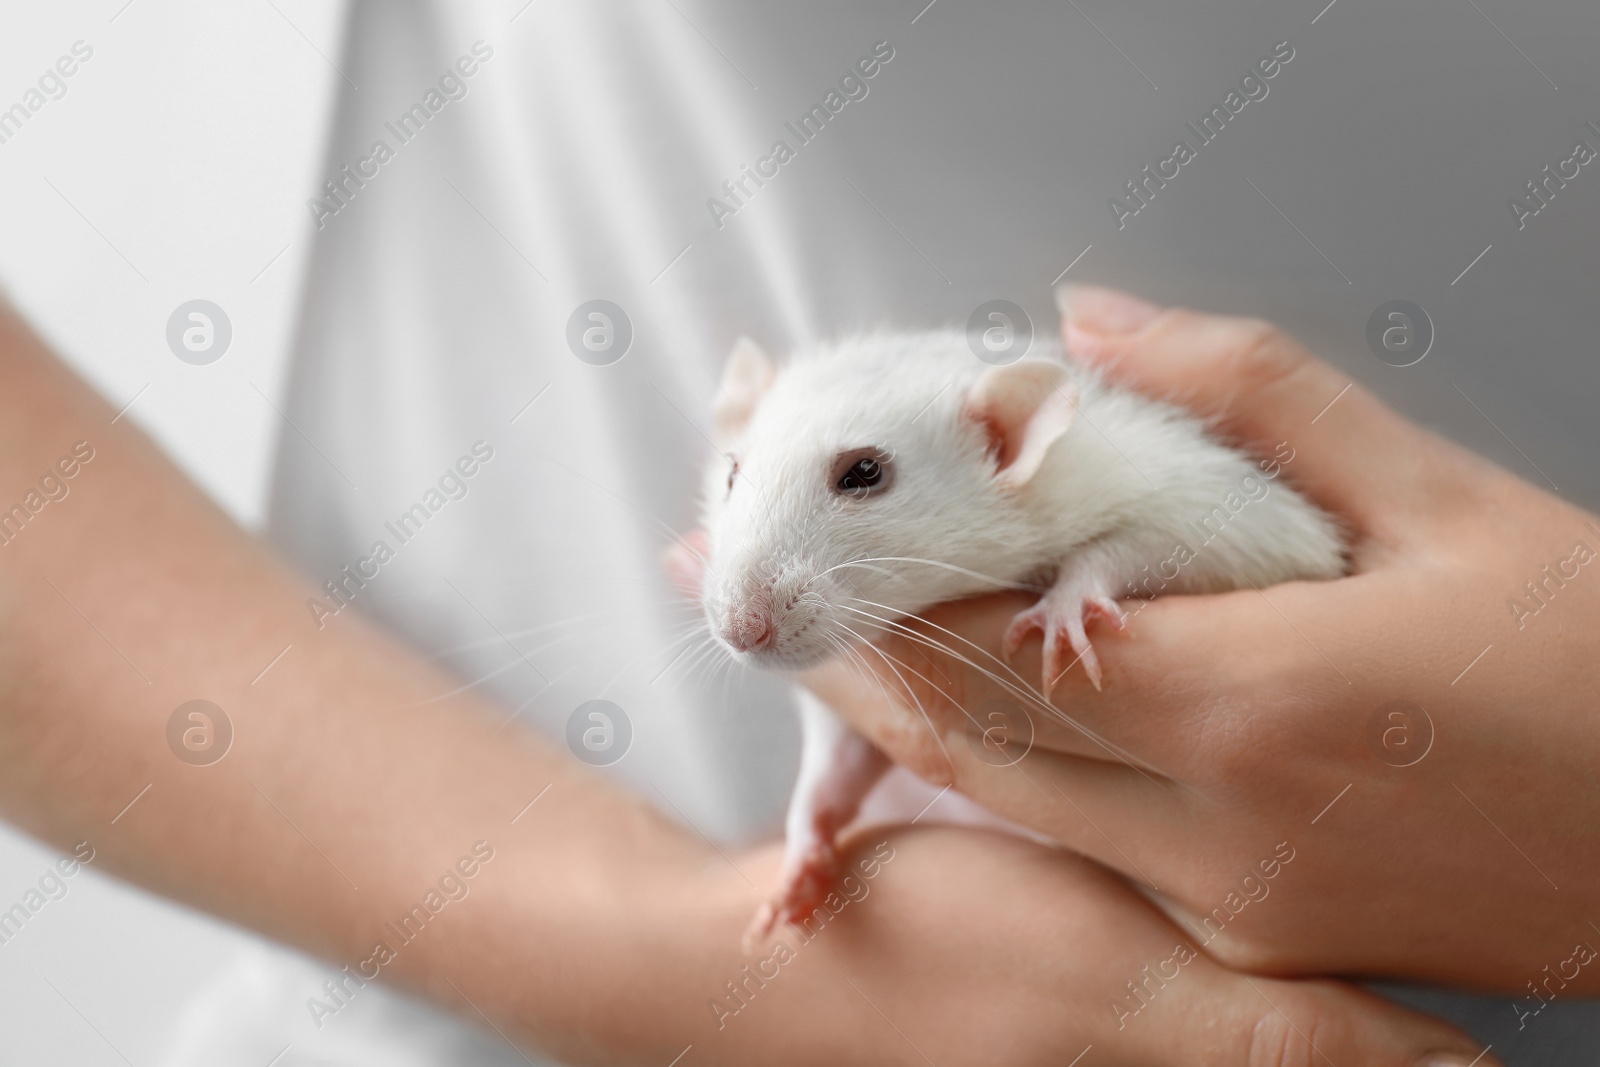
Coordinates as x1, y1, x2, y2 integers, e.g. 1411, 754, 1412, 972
697, 333, 1076, 670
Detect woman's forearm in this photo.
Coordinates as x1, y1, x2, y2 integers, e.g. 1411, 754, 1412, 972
0, 304, 1018, 1066
0, 304, 1492, 1067
0, 302, 734, 1055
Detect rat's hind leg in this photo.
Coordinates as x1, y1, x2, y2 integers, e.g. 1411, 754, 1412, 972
1002, 546, 1129, 695
746, 691, 888, 949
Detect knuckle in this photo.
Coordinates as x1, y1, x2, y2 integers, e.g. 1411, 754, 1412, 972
1201, 924, 1290, 974
1226, 318, 1305, 393
1149, 310, 1312, 408
1213, 710, 1295, 786
1183, 686, 1300, 788
1246, 992, 1344, 1067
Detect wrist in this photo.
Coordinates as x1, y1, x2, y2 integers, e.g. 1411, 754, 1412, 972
396, 804, 780, 1064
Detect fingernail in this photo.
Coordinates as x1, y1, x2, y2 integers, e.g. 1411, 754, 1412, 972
1415, 1052, 1501, 1067
1058, 285, 1162, 335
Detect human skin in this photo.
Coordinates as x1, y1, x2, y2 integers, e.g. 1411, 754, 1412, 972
805, 286, 1600, 996
0, 301, 1493, 1065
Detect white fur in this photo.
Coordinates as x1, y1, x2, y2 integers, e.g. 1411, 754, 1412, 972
699, 328, 1345, 669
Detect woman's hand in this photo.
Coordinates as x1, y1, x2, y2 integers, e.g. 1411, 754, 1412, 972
643, 826, 1486, 1067
5, 294, 1475, 1067
803, 287, 1600, 993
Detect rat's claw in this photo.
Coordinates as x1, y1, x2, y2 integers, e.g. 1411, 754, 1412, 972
741, 903, 779, 955
1087, 595, 1126, 632
1009, 587, 1125, 696
1002, 603, 1047, 663
1043, 610, 1099, 695
1061, 621, 1102, 692
1068, 596, 1124, 691
745, 843, 836, 951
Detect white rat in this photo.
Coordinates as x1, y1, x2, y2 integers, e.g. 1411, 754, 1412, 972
681, 311, 1344, 941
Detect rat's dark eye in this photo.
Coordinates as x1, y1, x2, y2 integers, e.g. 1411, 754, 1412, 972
831, 448, 894, 499
839, 458, 882, 491
726, 456, 740, 495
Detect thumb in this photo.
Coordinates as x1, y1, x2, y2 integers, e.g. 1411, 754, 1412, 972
1155, 970, 1496, 1067
1057, 285, 1455, 537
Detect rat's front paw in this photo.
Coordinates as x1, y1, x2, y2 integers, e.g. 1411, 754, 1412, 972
1002, 585, 1124, 695
742, 843, 837, 952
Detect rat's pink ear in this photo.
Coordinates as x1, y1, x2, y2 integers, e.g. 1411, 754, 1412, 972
962, 361, 1076, 491
713, 336, 776, 447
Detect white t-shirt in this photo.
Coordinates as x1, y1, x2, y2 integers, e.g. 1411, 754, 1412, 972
163, 1, 1600, 1062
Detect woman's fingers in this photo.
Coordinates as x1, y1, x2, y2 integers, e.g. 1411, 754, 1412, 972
805, 578, 1395, 876
1059, 285, 1472, 544
1053, 842, 1498, 1067
1172, 974, 1496, 1067
805, 598, 1174, 775
800, 626, 1184, 831
829, 827, 1494, 1067
803, 601, 1221, 881
820, 590, 1316, 774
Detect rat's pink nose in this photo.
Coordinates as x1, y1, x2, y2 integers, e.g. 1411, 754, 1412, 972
721, 609, 772, 652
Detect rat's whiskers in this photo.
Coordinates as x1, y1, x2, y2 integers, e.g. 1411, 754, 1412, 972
832, 619, 958, 772
802, 555, 896, 588
839, 599, 1167, 781
815, 556, 1035, 592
